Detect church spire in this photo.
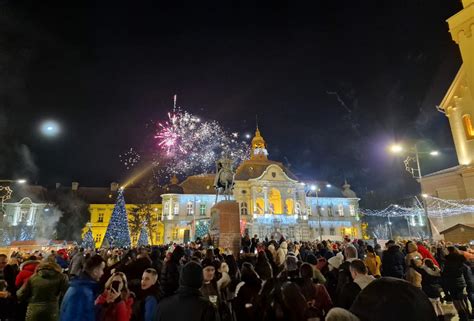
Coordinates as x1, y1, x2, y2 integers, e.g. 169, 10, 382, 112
251, 126, 268, 160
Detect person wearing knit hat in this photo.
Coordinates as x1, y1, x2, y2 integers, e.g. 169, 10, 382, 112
306, 253, 327, 284
200, 259, 219, 305
157, 262, 217, 321
328, 252, 344, 270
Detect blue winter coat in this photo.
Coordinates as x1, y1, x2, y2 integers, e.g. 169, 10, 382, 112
59, 273, 99, 321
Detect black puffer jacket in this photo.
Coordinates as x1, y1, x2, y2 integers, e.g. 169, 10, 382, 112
442, 253, 466, 290
416, 266, 442, 299
160, 246, 184, 298
381, 245, 405, 278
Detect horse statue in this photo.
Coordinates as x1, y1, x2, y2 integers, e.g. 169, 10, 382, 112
214, 157, 235, 203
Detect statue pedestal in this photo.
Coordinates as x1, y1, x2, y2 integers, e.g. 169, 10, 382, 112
210, 200, 241, 257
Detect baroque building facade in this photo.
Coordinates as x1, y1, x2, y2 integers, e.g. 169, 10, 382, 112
421, 0, 474, 238
161, 128, 361, 244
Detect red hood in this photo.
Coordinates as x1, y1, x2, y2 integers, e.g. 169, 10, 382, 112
417, 244, 440, 268
22, 261, 40, 272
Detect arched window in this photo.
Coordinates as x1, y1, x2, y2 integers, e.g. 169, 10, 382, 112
186, 202, 194, 216
240, 202, 248, 216
306, 206, 312, 216
295, 202, 301, 215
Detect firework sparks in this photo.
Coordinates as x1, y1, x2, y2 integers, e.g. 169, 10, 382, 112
119, 148, 141, 170
154, 108, 248, 177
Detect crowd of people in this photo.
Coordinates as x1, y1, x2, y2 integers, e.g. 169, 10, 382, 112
0, 234, 473, 321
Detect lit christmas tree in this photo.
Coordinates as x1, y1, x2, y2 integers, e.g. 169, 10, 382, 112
137, 224, 149, 246
195, 220, 210, 239
82, 224, 95, 249
102, 189, 131, 248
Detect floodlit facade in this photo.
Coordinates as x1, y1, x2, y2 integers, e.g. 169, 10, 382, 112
161, 128, 361, 244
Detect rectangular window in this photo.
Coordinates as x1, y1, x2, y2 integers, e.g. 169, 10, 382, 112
317, 206, 323, 216
327, 206, 333, 217
320, 227, 325, 235
329, 227, 335, 236
95, 234, 102, 243
20, 208, 29, 222
338, 204, 344, 216
200, 204, 206, 216
186, 202, 194, 216
173, 203, 179, 215
349, 205, 356, 216
307, 206, 312, 216
98, 212, 104, 223
164, 201, 169, 213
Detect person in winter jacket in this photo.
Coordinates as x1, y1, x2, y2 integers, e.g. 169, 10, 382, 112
132, 268, 159, 321
275, 241, 288, 271
416, 258, 444, 320
349, 278, 438, 321
69, 248, 85, 278
157, 261, 217, 321
95, 272, 133, 321
405, 241, 422, 267
337, 259, 375, 309
59, 255, 105, 321
160, 245, 184, 298
116, 252, 152, 295
405, 256, 422, 289
364, 245, 381, 277
461, 260, 474, 318
417, 241, 440, 268
306, 254, 327, 284
254, 251, 273, 281
233, 262, 262, 321
15, 257, 39, 289
17, 261, 68, 321
442, 246, 470, 321
336, 245, 358, 301
298, 263, 333, 320
381, 240, 405, 278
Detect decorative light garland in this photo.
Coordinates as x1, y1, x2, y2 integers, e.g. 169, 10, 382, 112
361, 196, 474, 218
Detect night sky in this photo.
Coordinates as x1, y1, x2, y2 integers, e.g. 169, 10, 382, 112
0, 0, 465, 206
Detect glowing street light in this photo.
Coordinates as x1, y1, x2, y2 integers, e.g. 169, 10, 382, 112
326, 184, 332, 188
389, 144, 403, 153
310, 185, 317, 191
429, 150, 439, 156
17, 179, 27, 184
40, 120, 61, 137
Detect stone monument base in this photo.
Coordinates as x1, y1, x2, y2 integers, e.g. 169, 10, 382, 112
210, 200, 241, 257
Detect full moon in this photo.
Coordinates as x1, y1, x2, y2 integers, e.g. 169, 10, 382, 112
40, 120, 60, 137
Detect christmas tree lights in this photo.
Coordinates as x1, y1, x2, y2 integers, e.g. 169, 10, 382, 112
102, 189, 131, 248
82, 225, 95, 249
195, 220, 210, 239
137, 225, 149, 246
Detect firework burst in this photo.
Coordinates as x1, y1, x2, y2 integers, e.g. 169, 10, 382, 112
154, 108, 248, 177
119, 148, 141, 170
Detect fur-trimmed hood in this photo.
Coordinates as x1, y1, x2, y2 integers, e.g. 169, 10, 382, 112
422, 265, 441, 277
36, 261, 63, 276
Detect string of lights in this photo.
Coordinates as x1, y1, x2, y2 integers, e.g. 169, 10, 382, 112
361, 196, 474, 218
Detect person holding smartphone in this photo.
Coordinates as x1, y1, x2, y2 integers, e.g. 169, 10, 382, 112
95, 272, 134, 321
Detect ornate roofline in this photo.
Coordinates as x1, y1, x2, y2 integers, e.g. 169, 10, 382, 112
247, 163, 299, 183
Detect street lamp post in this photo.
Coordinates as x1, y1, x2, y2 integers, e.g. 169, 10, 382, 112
389, 142, 437, 240
308, 184, 331, 242
387, 214, 393, 239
